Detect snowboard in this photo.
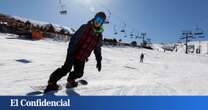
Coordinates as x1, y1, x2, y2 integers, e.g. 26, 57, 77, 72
30, 79, 88, 94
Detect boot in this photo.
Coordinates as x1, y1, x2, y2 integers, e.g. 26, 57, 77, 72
44, 82, 60, 93
66, 80, 78, 88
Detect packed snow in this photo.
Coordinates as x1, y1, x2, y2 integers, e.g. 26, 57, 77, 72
1, 33, 208, 96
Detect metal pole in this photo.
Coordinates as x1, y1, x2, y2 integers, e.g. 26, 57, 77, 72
185, 34, 188, 54
206, 43, 208, 54
198, 41, 201, 54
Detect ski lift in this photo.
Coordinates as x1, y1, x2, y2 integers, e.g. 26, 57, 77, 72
136, 36, 142, 39
147, 38, 151, 42
121, 29, 125, 33
135, 33, 141, 39
192, 36, 197, 39
124, 32, 128, 38
123, 31, 128, 38
105, 9, 111, 24
177, 40, 182, 44
179, 37, 185, 40
194, 27, 204, 35
58, 0, 67, 15
113, 25, 118, 35
130, 28, 135, 37
60, 10, 67, 15
108, 9, 111, 19
198, 36, 205, 38
182, 31, 192, 36
120, 22, 126, 33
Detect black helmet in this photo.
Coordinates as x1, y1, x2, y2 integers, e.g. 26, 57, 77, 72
95, 12, 107, 20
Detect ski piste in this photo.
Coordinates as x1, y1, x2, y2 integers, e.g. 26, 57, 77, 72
1, 33, 208, 95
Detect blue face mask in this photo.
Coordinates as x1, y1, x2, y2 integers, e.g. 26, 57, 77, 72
95, 17, 105, 26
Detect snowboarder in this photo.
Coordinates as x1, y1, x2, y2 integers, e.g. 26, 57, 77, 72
140, 53, 144, 63
44, 12, 107, 93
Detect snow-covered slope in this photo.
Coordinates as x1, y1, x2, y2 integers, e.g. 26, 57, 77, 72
1, 33, 208, 96
153, 41, 208, 54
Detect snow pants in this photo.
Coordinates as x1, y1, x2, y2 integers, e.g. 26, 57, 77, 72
48, 57, 85, 83
140, 58, 143, 63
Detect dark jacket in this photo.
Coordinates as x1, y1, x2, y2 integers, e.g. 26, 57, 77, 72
67, 20, 103, 64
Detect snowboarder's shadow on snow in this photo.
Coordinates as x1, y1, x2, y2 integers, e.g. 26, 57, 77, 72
65, 89, 80, 96
26, 91, 43, 96
26, 89, 80, 96
43, 91, 57, 96
26, 91, 57, 96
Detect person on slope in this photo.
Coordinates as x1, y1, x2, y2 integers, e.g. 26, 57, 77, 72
140, 53, 144, 63
44, 12, 107, 93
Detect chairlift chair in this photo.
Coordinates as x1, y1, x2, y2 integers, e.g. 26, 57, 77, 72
198, 36, 205, 38
194, 27, 204, 35
194, 32, 203, 35
59, 0, 68, 15
60, 10, 67, 15
121, 29, 125, 33
129, 28, 135, 37
121, 22, 126, 33
130, 33, 134, 37
105, 9, 111, 24
113, 25, 118, 35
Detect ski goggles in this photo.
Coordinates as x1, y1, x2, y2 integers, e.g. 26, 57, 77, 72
95, 16, 105, 25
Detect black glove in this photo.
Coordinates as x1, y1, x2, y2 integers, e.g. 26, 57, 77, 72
96, 61, 102, 72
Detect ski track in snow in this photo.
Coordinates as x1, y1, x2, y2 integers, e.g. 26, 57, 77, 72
1, 33, 208, 96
